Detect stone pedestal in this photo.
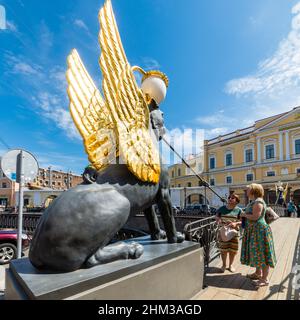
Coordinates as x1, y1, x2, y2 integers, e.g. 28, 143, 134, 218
5, 238, 204, 300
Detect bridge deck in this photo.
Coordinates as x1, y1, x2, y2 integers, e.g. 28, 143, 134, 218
193, 218, 300, 300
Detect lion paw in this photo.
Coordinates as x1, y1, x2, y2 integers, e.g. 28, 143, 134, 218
128, 242, 144, 259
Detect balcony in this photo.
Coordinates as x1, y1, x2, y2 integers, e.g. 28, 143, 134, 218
291, 153, 300, 160
261, 156, 280, 163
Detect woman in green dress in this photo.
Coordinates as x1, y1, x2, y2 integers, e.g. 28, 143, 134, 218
240, 183, 277, 287
216, 194, 242, 273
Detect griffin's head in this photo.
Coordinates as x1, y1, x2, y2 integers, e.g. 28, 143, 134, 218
132, 66, 169, 106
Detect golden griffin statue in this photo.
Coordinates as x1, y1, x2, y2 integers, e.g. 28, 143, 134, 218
29, 0, 184, 273
66, 0, 169, 184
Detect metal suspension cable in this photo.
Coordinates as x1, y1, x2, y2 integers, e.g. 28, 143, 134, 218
162, 137, 227, 204
0, 137, 11, 150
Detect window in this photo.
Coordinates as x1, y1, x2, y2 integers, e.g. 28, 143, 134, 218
172, 171, 174, 178
210, 179, 215, 186
245, 149, 253, 163
178, 169, 181, 176
226, 176, 232, 184
226, 153, 232, 166
265, 145, 275, 159
297, 168, 300, 175
209, 157, 215, 169
2, 182, 7, 188
246, 174, 253, 182
187, 182, 192, 187
267, 171, 275, 177
296, 139, 300, 155
178, 184, 181, 187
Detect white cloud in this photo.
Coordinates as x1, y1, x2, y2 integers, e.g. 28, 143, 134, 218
191, 1, 300, 143
39, 21, 53, 49
6, 20, 18, 32
13, 62, 40, 75
204, 127, 230, 140
35, 151, 86, 174
4, 52, 79, 141
196, 109, 253, 140
5, 52, 43, 76
142, 57, 161, 70
226, 2, 300, 109
33, 92, 80, 140
74, 19, 89, 32
161, 128, 204, 165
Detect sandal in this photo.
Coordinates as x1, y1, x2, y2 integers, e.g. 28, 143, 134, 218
228, 266, 236, 273
246, 273, 261, 280
254, 279, 269, 287
220, 266, 226, 273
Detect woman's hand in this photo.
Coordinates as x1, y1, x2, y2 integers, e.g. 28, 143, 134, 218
215, 216, 222, 224
227, 222, 236, 228
227, 222, 240, 229
240, 212, 247, 218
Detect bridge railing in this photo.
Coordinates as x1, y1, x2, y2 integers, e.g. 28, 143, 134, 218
0, 213, 42, 235
183, 216, 220, 267
268, 205, 286, 217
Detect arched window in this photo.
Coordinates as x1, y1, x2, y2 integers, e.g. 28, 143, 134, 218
244, 144, 254, 163
209, 155, 216, 169
224, 150, 233, 167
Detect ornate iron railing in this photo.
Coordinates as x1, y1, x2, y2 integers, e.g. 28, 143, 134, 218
269, 205, 286, 217
0, 213, 42, 235
183, 216, 220, 267
183, 205, 287, 268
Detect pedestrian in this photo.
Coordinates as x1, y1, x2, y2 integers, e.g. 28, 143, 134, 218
216, 193, 242, 273
240, 183, 277, 287
287, 200, 297, 218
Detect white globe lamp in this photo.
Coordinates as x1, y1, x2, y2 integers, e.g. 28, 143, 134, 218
141, 76, 167, 105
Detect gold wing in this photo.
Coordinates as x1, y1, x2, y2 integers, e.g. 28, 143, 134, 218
66, 49, 118, 171
99, 0, 161, 183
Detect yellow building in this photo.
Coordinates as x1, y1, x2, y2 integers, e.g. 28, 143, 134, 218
169, 106, 300, 206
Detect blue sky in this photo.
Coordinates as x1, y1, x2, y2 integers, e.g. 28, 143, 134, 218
1, 0, 300, 174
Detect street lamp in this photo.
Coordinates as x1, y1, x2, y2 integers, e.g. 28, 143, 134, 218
184, 187, 187, 209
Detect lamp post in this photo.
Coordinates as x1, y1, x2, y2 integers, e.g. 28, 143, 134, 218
184, 187, 187, 209
204, 184, 207, 215
48, 166, 52, 189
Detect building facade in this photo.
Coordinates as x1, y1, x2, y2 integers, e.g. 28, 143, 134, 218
169, 106, 300, 207
0, 166, 83, 207
0, 169, 17, 208
33, 167, 82, 191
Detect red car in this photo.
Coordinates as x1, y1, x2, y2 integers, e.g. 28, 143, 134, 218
0, 229, 30, 264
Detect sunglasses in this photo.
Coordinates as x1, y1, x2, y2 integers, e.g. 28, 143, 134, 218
228, 197, 236, 200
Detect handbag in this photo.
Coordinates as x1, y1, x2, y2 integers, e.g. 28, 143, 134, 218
265, 207, 280, 224
219, 225, 238, 242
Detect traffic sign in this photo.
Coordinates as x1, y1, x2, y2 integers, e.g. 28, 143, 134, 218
0, 149, 39, 259
1, 149, 39, 183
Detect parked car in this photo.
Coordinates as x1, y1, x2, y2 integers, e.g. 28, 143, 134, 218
0, 229, 30, 265
172, 206, 180, 215
209, 206, 217, 215
182, 204, 216, 216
